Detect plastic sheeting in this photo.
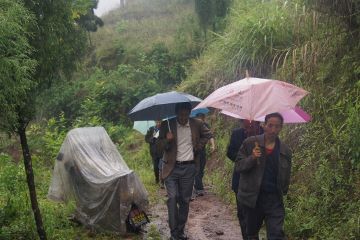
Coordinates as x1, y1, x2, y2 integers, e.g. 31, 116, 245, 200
48, 127, 148, 233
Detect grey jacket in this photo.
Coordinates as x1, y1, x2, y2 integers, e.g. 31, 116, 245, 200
235, 134, 292, 208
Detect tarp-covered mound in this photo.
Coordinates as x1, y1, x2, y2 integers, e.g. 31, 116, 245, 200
47, 127, 148, 233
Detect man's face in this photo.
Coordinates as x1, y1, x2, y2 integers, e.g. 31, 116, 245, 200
264, 117, 283, 141
155, 120, 162, 128
177, 109, 190, 125
243, 120, 260, 136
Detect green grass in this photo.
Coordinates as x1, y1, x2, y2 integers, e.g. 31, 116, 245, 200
89, 0, 196, 68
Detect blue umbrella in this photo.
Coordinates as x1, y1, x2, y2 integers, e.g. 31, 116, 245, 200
164, 108, 210, 120
190, 108, 209, 118
128, 91, 202, 121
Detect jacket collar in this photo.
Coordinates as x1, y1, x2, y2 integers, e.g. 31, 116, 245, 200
254, 134, 290, 157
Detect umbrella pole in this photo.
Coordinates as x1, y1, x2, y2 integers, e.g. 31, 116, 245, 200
253, 123, 260, 165
167, 119, 171, 133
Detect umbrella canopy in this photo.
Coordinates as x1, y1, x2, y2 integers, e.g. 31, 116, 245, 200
128, 91, 202, 121
195, 77, 308, 120
221, 106, 311, 123
133, 120, 155, 135
190, 108, 209, 118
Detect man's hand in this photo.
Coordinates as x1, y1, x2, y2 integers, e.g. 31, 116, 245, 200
209, 138, 215, 153
166, 132, 174, 141
252, 142, 261, 159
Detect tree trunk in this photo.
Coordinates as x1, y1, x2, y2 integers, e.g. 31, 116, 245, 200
18, 126, 47, 240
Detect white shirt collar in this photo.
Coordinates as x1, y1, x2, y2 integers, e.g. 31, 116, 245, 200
177, 119, 190, 127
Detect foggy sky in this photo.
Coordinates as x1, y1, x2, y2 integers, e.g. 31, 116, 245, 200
94, 0, 121, 17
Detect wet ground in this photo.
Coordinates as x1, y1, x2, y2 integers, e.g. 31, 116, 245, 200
146, 187, 243, 240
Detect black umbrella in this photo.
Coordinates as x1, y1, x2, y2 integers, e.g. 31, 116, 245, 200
128, 91, 202, 121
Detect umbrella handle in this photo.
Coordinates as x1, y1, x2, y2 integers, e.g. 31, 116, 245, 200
167, 119, 171, 133
255, 141, 260, 165
255, 141, 260, 149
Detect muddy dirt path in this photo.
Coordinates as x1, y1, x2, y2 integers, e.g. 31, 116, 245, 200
147, 187, 243, 240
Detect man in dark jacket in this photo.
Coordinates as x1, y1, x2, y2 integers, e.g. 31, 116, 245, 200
236, 113, 292, 240
157, 102, 212, 240
145, 120, 162, 184
193, 113, 215, 198
227, 120, 262, 239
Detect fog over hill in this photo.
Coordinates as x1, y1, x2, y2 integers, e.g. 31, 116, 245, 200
94, 0, 121, 16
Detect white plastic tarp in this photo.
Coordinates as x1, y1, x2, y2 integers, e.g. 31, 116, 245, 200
47, 127, 148, 233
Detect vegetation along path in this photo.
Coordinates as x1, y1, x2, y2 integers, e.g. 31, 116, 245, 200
146, 187, 243, 240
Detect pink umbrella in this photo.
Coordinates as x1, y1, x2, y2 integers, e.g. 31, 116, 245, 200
221, 106, 311, 123
195, 77, 309, 120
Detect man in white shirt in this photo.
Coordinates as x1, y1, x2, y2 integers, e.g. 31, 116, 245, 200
157, 102, 212, 240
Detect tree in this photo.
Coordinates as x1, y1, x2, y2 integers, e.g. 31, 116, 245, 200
0, 0, 36, 131
74, 0, 104, 45
0, 0, 45, 238
194, 0, 231, 36
195, 0, 215, 37
120, 0, 126, 8
1, 0, 91, 239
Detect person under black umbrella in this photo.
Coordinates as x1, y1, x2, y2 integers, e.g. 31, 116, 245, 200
157, 102, 212, 240
145, 120, 163, 185
192, 113, 215, 200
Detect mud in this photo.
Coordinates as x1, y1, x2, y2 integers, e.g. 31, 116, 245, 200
146, 187, 243, 240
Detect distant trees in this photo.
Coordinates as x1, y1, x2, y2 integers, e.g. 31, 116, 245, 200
121, 0, 126, 7
194, 0, 231, 36
74, 0, 104, 45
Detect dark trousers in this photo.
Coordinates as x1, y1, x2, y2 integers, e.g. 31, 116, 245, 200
194, 150, 206, 191
152, 157, 161, 183
235, 192, 247, 239
165, 163, 196, 238
244, 192, 285, 240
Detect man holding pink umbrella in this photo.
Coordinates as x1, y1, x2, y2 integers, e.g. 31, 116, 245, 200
236, 112, 292, 240
194, 73, 308, 239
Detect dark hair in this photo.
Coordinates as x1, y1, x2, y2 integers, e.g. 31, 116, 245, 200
195, 113, 205, 118
175, 102, 192, 114
265, 112, 284, 125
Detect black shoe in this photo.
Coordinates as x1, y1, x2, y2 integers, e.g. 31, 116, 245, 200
196, 189, 205, 196
178, 233, 188, 240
